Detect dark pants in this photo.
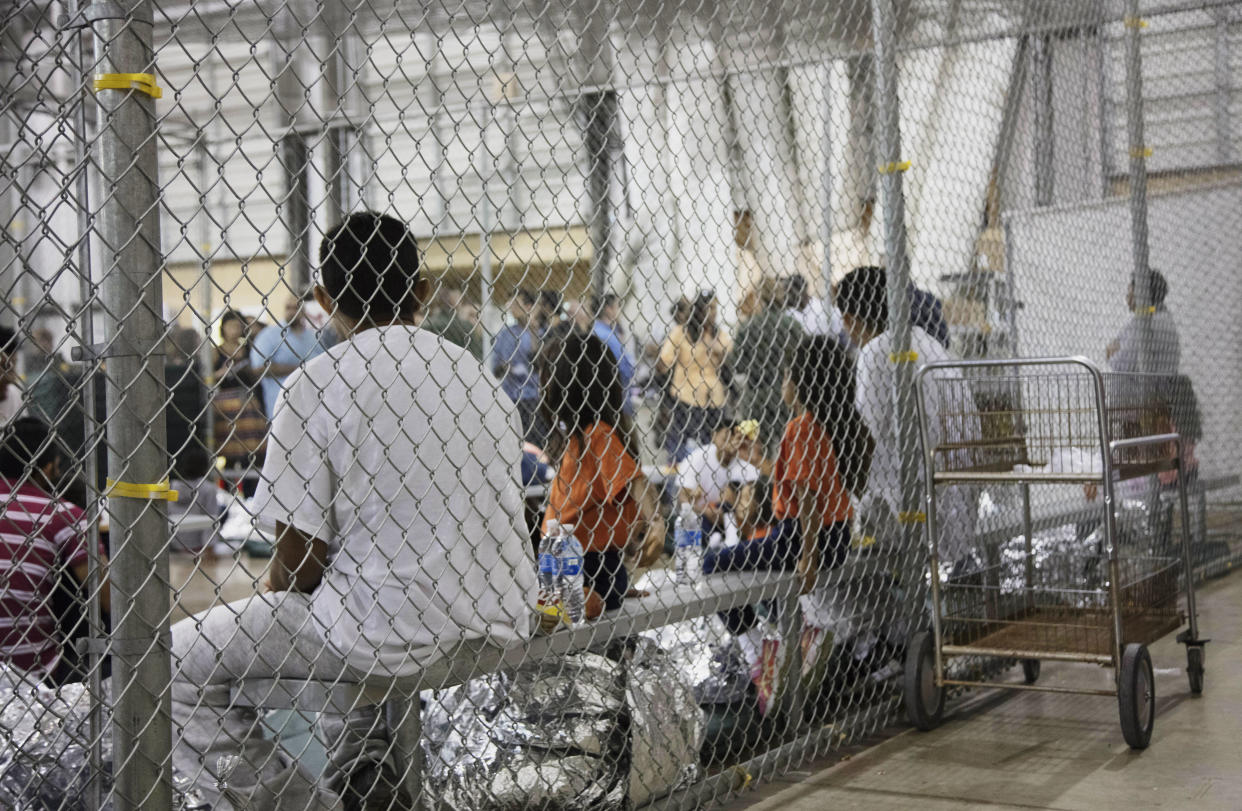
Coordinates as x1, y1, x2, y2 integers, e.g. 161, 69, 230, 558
665, 401, 724, 462
704, 519, 851, 634
584, 548, 629, 612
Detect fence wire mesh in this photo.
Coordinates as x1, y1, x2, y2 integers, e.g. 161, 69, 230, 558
0, 0, 1240, 808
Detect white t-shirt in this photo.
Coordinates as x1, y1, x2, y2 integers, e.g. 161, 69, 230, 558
677, 444, 760, 505
856, 327, 977, 560
787, 298, 845, 339
255, 325, 537, 677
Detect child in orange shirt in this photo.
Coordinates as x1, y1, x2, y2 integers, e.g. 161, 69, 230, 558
703, 335, 872, 593
540, 331, 666, 612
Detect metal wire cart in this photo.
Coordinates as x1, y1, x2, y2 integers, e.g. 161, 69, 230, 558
903, 357, 1207, 749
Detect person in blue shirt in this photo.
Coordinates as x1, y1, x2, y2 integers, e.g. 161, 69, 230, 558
590, 293, 635, 412
490, 288, 549, 445
249, 295, 330, 418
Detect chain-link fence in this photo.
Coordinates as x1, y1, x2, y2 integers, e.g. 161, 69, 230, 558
0, 0, 1239, 808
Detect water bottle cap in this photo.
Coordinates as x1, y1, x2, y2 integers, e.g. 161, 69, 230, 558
561, 523, 575, 534
680, 502, 695, 521
546, 519, 560, 535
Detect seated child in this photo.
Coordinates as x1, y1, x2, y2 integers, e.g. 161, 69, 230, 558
540, 331, 665, 612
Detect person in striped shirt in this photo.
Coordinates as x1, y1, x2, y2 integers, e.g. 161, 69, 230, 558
0, 416, 109, 678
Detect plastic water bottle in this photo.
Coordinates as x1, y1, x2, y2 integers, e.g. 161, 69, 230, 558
557, 524, 586, 626
537, 520, 562, 621
674, 502, 704, 586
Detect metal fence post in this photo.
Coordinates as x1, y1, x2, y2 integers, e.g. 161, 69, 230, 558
1122, 0, 1154, 374
87, 0, 174, 807
870, 0, 923, 569
274, 2, 312, 294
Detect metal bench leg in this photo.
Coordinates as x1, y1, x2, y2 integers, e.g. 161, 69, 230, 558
386, 695, 422, 807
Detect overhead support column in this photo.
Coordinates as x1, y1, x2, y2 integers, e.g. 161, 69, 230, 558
578, 15, 619, 300
1032, 34, 1056, 206
322, 1, 365, 225
1122, 0, 1155, 374
273, 2, 312, 293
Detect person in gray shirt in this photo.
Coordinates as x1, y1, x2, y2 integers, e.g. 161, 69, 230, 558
1107, 269, 1180, 375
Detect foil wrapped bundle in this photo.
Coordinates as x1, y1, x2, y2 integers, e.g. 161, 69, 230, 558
423, 652, 628, 810
424, 644, 702, 810
0, 668, 207, 810
626, 639, 702, 805
641, 615, 751, 706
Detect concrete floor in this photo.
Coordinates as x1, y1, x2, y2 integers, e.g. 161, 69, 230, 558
726, 572, 1241, 811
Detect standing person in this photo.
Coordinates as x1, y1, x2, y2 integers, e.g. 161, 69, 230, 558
423, 284, 483, 360
540, 331, 665, 612
658, 292, 732, 462
1107, 269, 1180, 374
212, 310, 268, 470
591, 293, 636, 410
170, 213, 537, 810
728, 277, 805, 454
249, 294, 329, 419
491, 288, 549, 446
836, 265, 975, 564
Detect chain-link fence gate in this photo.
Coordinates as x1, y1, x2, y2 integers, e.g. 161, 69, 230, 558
0, 0, 1240, 808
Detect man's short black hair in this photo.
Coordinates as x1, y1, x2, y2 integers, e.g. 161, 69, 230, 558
318, 212, 421, 322
0, 417, 62, 480
836, 266, 889, 330
1132, 269, 1169, 307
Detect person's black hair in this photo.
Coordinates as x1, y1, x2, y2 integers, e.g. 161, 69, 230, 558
0, 325, 15, 354
590, 292, 619, 319
835, 265, 889, 331
788, 334, 871, 495
514, 287, 537, 307
0, 417, 63, 480
685, 292, 716, 344
1132, 269, 1169, 308
220, 309, 245, 330
537, 330, 636, 463
319, 212, 421, 322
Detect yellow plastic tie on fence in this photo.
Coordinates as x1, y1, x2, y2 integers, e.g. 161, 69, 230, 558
1143, 305, 1157, 315
898, 511, 927, 524
1129, 146, 1153, 159
878, 160, 911, 174
93, 72, 163, 99
105, 478, 179, 502
889, 350, 919, 364
1123, 16, 1148, 29
853, 534, 878, 550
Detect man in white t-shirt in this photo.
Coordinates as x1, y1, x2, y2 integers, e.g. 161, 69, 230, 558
677, 418, 761, 531
170, 213, 537, 810
837, 266, 977, 564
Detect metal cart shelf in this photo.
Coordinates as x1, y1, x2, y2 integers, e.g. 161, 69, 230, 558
904, 357, 1207, 749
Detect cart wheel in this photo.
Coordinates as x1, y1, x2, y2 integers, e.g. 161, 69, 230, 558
1186, 646, 1204, 695
904, 630, 945, 731
1022, 659, 1040, 684
1118, 643, 1155, 750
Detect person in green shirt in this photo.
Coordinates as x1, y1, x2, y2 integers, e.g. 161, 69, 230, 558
726, 276, 806, 454
422, 284, 484, 360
